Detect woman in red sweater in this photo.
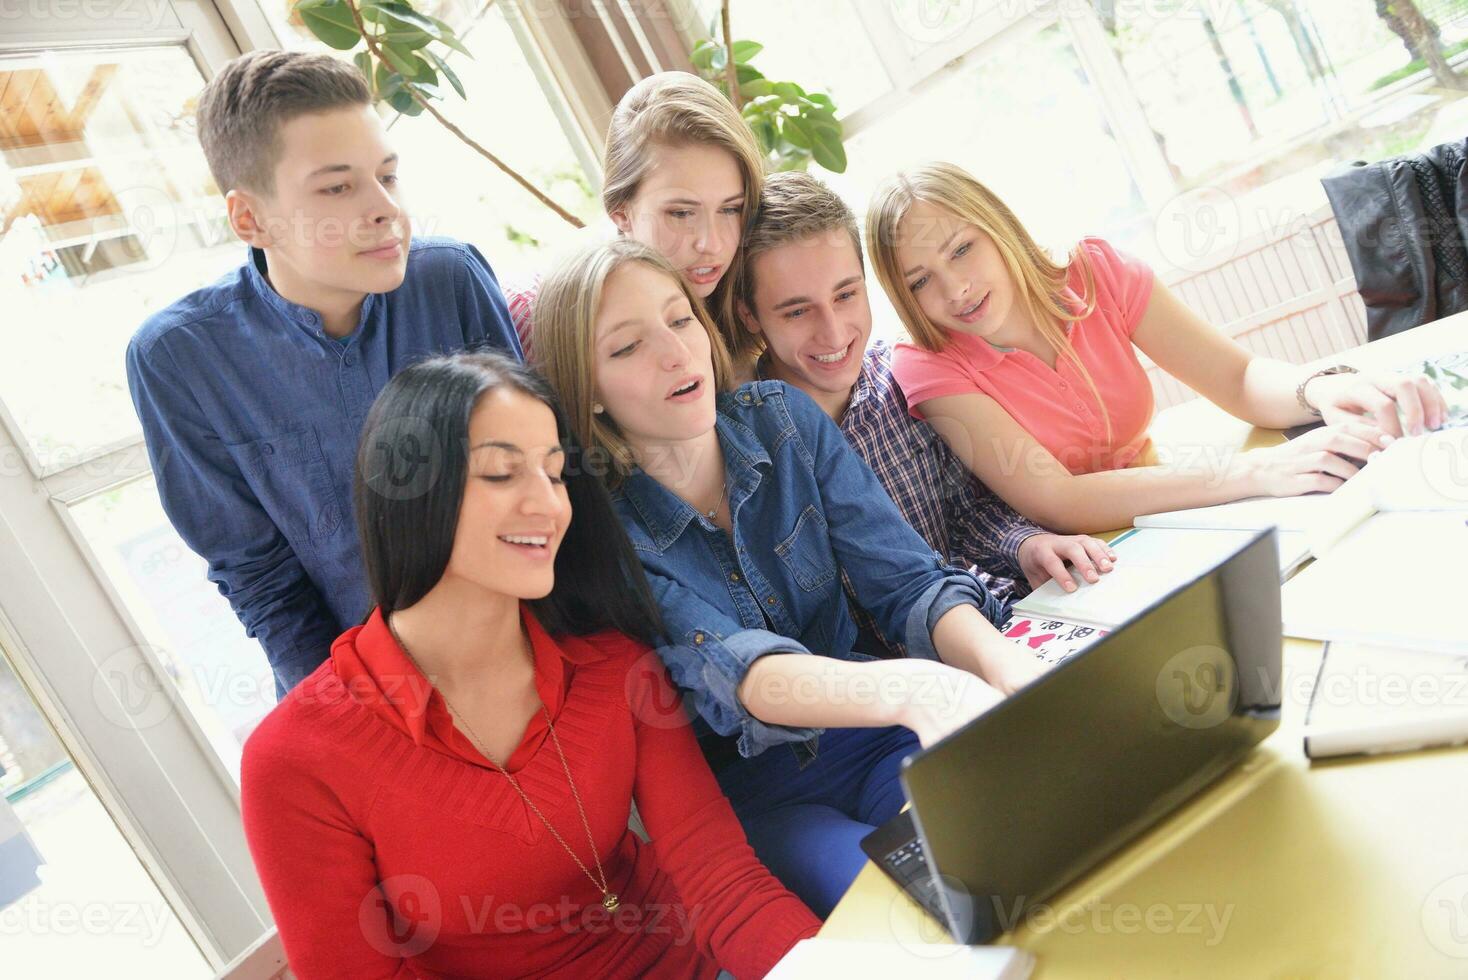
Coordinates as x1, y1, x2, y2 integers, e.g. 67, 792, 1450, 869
239, 351, 818, 978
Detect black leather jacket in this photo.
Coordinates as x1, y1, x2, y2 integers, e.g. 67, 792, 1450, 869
1323, 139, 1468, 340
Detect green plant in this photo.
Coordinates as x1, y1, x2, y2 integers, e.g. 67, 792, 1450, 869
690, 35, 846, 173
292, 0, 584, 226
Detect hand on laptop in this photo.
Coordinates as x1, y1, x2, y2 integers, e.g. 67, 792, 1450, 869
1017, 532, 1116, 592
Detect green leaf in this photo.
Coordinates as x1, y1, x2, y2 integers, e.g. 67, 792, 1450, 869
806, 92, 834, 110
735, 63, 764, 84
388, 87, 423, 116
379, 41, 419, 76
424, 49, 465, 98
740, 77, 773, 99
375, 62, 403, 100
809, 125, 847, 173
353, 50, 374, 91
730, 40, 763, 64
295, 0, 361, 50
773, 81, 807, 101
690, 39, 719, 71
781, 114, 813, 150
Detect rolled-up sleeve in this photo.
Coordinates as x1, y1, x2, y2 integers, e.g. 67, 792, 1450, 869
643, 568, 820, 758
783, 386, 1009, 661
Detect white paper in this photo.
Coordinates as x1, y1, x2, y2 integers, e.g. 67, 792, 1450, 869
767, 938, 1034, 980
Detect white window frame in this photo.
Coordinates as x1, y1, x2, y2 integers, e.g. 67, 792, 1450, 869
0, 0, 620, 970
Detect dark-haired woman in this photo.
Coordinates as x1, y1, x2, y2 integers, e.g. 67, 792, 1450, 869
239, 351, 818, 979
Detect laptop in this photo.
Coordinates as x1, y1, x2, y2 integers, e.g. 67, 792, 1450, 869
861, 528, 1283, 944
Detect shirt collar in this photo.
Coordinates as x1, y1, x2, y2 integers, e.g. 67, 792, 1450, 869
331, 602, 604, 750
244, 245, 378, 338
617, 402, 770, 552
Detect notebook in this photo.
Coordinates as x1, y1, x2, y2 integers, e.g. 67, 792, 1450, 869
1280, 511, 1468, 654
1303, 642, 1468, 759
767, 939, 1034, 979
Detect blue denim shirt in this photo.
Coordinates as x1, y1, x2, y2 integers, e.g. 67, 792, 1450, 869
126, 238, 521, 695
611, 381, 1008, 763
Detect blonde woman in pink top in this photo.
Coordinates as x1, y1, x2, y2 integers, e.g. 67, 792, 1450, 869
868, 162, 1449, 534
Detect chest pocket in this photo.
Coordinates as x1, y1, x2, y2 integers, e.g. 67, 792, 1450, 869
774, 504, 837, 592
224, 427, 345, 547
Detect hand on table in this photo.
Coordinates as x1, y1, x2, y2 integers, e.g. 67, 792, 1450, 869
1307, 369, 1449, 438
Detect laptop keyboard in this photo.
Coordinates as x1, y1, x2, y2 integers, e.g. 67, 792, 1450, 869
878, 839, 949, 925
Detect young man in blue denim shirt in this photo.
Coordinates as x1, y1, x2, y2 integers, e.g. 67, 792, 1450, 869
126, 52, 520, 696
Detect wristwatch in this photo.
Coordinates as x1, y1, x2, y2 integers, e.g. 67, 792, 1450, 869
1296, 364, 1359, 417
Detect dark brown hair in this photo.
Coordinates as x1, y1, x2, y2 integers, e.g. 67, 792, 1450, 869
196, 50, 372, 196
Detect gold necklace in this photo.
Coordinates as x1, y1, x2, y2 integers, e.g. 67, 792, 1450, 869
388, 618, 619, 911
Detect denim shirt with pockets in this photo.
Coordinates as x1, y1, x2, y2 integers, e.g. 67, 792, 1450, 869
611, 380, 1010, 765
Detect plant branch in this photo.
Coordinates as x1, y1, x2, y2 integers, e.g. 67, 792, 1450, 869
721, 0, 740, 109
343, 0, 585, 228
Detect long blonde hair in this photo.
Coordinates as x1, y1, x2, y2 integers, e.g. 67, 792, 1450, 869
865, 162, 1108, 435
602, 71, 766, 362
530, 238, 735, 488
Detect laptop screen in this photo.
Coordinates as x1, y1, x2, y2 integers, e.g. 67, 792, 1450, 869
901, 529, 1283, 944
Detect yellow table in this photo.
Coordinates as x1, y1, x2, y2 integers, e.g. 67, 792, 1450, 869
821, 317, 1468, 976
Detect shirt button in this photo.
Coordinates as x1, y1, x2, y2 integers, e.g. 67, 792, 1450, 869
766, 596, 776, 606
262, 444, 274, 455
729, 572, 740, 582
344, 352, 357, 366
1058, 380, 1068, 389
693, 633, 705, 645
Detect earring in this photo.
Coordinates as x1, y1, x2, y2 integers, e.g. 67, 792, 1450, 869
592, 403, 604, 414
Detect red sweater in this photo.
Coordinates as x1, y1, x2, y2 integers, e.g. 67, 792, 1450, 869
240, 605, 818, 978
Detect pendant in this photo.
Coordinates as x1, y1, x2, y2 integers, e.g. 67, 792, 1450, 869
602, 893, 620, 911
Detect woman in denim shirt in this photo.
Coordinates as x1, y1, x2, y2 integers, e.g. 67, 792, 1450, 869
533, 239, 1049, 915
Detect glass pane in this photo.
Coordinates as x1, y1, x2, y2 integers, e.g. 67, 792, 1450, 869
1106, 0, 1468, 209
691, 0, 895, 116
259, 0, 599, 285
825, 24, 1148, 343
69, 476, 274, 782
0, 649, 211, 977
0, 47, 240, 475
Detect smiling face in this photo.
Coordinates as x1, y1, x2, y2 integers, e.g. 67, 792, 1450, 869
895, 198, 1020, 343
445, 387, 570, 600
591, 260, 718, 451
743, 233, 871, 416
609, 142, 746, 299
238, 105, 411, 307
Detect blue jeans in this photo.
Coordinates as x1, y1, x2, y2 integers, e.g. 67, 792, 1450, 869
713, 725, 920, 918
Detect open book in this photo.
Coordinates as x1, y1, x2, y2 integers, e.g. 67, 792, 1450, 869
1304, 642, 1468, 759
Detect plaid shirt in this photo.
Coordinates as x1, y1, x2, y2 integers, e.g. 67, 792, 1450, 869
795, 342, 1045, 655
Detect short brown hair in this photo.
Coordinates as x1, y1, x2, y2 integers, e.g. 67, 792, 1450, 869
196, 50, 372, 196
738, 171, 864, 357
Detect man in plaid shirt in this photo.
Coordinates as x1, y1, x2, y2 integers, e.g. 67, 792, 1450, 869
735, 172, 1116, 655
